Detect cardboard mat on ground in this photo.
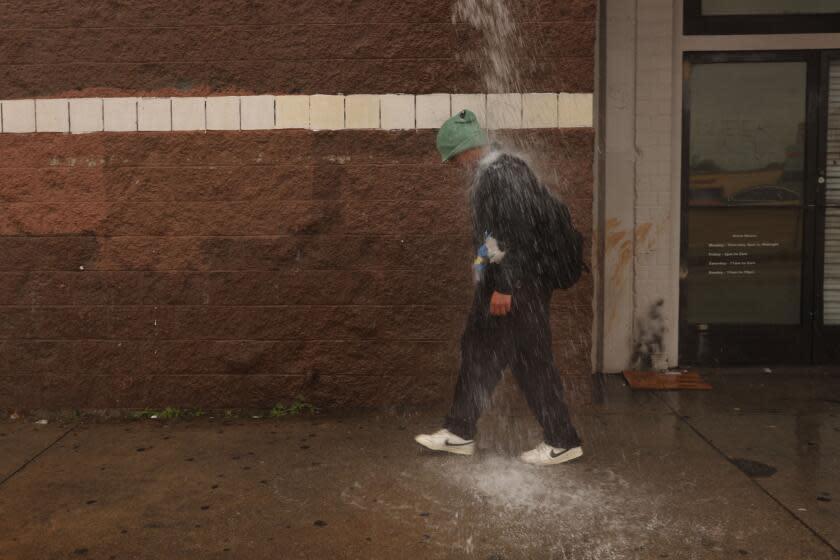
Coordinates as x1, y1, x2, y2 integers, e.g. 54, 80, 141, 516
623, 371, 712, 391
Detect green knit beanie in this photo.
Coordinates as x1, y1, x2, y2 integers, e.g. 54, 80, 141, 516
436, 109, 489, 162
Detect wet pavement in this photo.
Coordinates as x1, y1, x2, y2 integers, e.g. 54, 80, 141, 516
0, 372, 838, 559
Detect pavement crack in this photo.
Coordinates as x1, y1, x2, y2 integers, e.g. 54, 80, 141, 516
0, 423, 79, 490
653, 392, 840, 557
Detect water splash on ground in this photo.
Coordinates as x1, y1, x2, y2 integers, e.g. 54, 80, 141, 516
439, 455, 729, 559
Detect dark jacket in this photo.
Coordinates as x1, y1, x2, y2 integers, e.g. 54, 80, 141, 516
469, 150, 555, 295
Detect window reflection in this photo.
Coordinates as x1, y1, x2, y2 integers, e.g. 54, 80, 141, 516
689, 62, 806, 207
685, 61, 807, 325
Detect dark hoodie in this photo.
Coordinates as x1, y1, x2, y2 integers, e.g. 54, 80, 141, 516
469, 149, 556, 295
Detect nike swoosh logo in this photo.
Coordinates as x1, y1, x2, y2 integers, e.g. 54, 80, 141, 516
550, 449, 569, 458
444, 439, 474, 447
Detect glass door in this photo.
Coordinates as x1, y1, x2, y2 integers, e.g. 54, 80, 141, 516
680, 52, 820, 365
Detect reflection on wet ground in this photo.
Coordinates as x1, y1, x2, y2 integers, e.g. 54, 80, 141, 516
658, 371, 840, 554
0, 372, 837, 559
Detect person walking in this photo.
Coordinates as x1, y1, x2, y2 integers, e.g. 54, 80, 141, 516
415, 109, 584, 466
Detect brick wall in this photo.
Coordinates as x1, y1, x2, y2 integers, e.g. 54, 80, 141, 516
0, 0, 596, 410
0, 0, 595, 99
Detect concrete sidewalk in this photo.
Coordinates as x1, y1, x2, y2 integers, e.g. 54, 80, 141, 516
1, 373, 838, 560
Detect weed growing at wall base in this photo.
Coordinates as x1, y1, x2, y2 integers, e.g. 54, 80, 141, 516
270, 397, 319, 418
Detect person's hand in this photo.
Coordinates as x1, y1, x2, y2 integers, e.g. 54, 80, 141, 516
490, 291, 512, 316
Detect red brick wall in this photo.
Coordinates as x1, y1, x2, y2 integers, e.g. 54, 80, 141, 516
0, 1, 595, 410
0, 0, 595, 98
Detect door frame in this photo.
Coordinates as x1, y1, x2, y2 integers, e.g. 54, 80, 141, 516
683, 0, 840, 36
813, 50, 840, 362
679, 50, 821, 365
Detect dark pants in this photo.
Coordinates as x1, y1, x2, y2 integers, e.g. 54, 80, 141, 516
444, 283, 581, 449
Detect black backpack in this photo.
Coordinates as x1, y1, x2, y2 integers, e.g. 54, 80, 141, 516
536, 195, 586, 290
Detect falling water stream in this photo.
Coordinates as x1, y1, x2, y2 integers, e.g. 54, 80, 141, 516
399, 1, 724, 557
449, 0, 584, 456
452, 0, 525, 94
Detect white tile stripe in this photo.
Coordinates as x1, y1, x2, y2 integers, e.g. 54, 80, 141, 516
0, 93, 593, 134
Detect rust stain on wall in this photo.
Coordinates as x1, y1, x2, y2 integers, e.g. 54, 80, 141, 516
605, 218, 634, 292
635, 222, 652, 244
605, 218, 631, 330
605, 219, 625, 253
604, 219, 660, 331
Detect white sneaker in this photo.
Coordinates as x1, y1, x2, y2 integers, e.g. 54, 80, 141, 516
414, 429, 475, 456
520, 442, 583, 466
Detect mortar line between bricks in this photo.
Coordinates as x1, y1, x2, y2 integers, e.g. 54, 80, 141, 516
0, 233, 591, 240
0, 269, 557, 274
0, 160, 591, 166
0, 21, 596, 31
0, 373, 458, 378
0, 340, 580, 346
0, 231, 525, 236
0, 303, 473, 308
0, 373, 588, 378
0, 337, 461, 342
0, 234, 468, 237
0, 305, 586, 311
0, 162, 589, 170
0, 56, 595, 66
0, 269, 448, 273
0, 199, 466, 206
0, 336, 583, 342
0, 423, 78, 490
0, 233, 481, 238
0, 200, 469, 204
653, 392, 840, 556
4, 269, 451, 272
